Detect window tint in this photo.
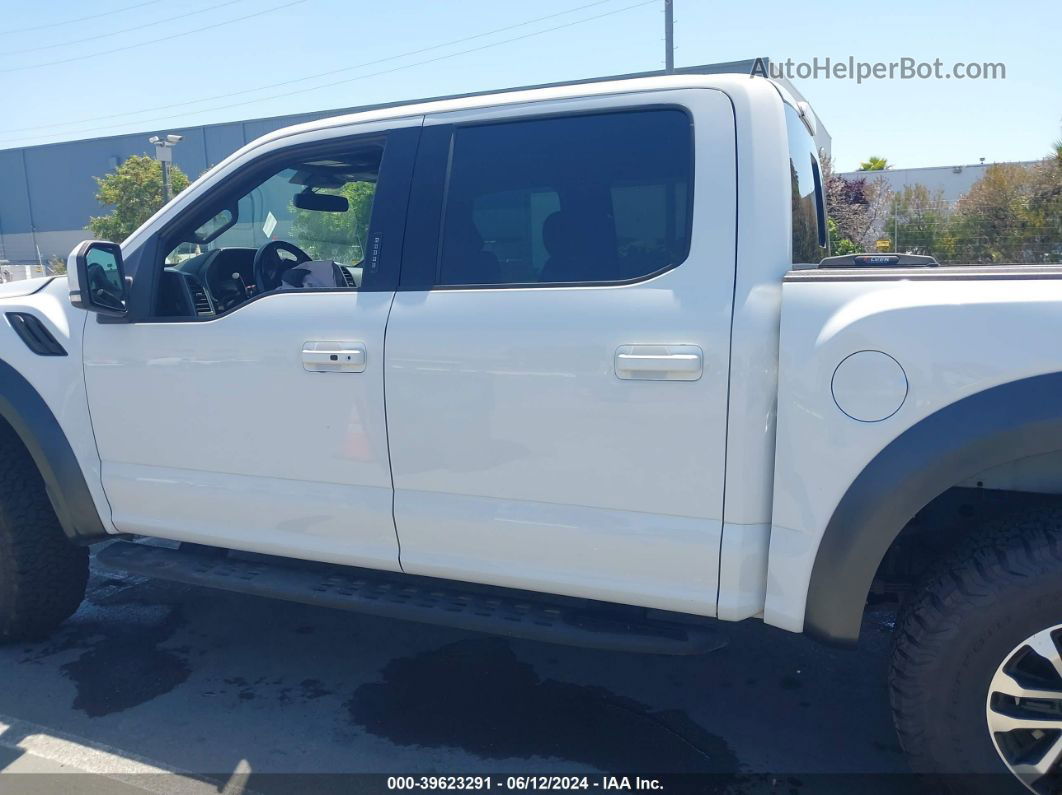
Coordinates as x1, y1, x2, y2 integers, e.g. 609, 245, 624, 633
438, 110, 693, 286
785, 104, 828, 264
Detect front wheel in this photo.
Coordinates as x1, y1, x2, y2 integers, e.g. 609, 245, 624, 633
890, 506, 1062, 794
0, 424, 88, 642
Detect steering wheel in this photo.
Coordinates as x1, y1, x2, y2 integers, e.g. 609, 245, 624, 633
252, 240, 311, 293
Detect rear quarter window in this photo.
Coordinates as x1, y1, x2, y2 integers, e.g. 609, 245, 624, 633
785, 103, 828, 264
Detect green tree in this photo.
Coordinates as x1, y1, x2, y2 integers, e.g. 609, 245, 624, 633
859, 156, 890, 171
950, 163, 1035, 262
821, 152, 893, 252
1025, 152, 1062, 261
890, 184, 954, 259
88, 155, 189, 242
827, 218, 860, 255
290, 181, 375, 263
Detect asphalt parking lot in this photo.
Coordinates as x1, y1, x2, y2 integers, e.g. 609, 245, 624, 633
0, 546, 907, 794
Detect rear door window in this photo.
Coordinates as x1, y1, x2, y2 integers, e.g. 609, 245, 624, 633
437, 109, 693, 286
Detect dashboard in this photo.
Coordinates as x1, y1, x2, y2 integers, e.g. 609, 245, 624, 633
155, 247, 363, 319
155, 248, 256, 319
187, 248, 256, 314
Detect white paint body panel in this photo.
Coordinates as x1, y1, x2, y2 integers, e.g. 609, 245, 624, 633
0, 278, 115, 531
709, 77, 795, 621
83, 290, 400, 570
830, 350, 908, 422
385, 89, 737, 616
766, 278, 1062, 632
0, 277, 55, 300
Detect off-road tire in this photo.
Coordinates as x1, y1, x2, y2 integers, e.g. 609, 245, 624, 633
889, 505, 1062, 794
0, 423, 88, 642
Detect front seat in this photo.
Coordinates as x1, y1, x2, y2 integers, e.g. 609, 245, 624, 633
278, 260, 346, 289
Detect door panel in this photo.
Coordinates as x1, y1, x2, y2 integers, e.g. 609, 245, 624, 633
386, 90, 736, 615
86, 291, 399, 568
83, 122, 418, 569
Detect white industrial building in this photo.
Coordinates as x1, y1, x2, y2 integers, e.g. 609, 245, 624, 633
838, 160, 1041, 203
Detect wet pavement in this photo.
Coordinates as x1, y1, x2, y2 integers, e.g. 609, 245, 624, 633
0, 548, 907, 792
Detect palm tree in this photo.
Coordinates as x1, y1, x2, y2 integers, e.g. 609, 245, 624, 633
859, 156, 890, 171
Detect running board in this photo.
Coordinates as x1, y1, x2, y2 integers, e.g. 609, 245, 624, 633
96, 541, 723, 656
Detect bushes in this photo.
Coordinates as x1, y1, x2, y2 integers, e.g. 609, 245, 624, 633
826, 147, 1062, 264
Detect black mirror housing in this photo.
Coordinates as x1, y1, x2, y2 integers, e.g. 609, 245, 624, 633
69, 240, 129, 318
293, 190, 349, 213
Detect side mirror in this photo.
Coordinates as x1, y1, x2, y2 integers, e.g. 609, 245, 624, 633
68, 240, 128, 318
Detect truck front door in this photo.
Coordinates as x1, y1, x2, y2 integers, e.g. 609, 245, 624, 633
82, 120, 418, 570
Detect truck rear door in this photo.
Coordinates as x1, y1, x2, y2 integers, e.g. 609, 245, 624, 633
384, 89, 737, 615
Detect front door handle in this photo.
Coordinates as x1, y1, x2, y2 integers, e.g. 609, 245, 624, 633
615, 345, 703, 381
302, 341, 366, 373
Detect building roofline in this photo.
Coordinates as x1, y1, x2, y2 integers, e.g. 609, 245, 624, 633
838, 159, 1042, 177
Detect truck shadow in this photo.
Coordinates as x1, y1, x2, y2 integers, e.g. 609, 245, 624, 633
0, 560, 905, 786
346, 636, 737, 773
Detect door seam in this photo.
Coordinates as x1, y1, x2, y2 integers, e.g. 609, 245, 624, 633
381, 288, 404, 572
80, 312, 118, 532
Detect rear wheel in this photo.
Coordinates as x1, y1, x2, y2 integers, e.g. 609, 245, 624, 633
890, 506, 1062, 794
0, 424, 88, 642
987, 624, 1062, 792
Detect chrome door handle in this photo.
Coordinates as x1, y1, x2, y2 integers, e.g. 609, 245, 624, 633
302, 341, 366, 373
615, 345, 703, 381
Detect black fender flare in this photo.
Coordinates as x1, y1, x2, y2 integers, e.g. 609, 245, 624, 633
0, 357, 108, 543
805, 371, 1062, 645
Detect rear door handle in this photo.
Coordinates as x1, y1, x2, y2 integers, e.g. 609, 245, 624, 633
614, 345, 703, 381
302, 341, 366, 373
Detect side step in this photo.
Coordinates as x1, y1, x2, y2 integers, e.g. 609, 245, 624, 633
96, 541, 724, 656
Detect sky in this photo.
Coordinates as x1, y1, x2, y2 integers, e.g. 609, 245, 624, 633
0, 0, 1058, 171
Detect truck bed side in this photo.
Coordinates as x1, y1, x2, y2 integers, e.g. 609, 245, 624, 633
766, 266, 1062, 640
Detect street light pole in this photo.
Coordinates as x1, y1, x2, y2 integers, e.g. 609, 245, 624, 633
161, 160, 171, 203
149, 134, 183, 203
664, 0, 674, 73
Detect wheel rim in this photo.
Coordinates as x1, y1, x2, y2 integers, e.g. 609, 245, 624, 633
987, 623, 1062, 793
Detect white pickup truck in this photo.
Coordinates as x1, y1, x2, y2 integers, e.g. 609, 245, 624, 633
1, 73, 1060, 792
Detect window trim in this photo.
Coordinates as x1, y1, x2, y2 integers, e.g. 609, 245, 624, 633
401, 104, 696, 292
811, 156, 827, 249
784, 102, 828, 265
122, 127, 419, 323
